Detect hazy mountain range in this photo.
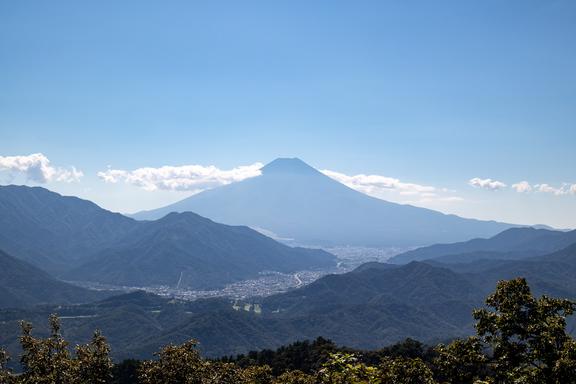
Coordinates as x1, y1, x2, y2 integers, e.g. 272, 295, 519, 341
0, 184, 135, 274
133, 158, 516, 246
0, 185, 334, 290
389, 227, 576, 264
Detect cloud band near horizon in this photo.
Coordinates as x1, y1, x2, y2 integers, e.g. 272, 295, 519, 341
97, 160, 462, 204
0, 153, 83, 183
97, 163, 264, 191
1, 153, 574, 200
470, 177, 576, 196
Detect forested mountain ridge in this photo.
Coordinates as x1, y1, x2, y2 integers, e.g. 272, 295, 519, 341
0, 185, 136, 273
4, 278, 576, 384
389, 226, 576, 264
0, 249, 107, 308
0, 185, 335, 291
3, 242, 576, 361
65, 211, 335, 289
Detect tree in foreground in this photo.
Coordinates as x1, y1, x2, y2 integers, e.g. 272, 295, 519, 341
138, 340, 207, 384
434, 278, 576, 384
273, 370, 315, 384
111, 359, 141, 384
76, 329, 114, 384
15, 314, 113, 384
317, 352, 379, 383
0, 347, 16, 384
433, 336, 487, 384
474, 278, 576, 384
19, 314, 76, 384
377, 356, 436, 384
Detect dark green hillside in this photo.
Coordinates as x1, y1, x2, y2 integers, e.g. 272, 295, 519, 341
390, 227, 576, 264
462, 242, 576, 298
0, 185, 137, 273
0, 262, 479, 360
264, 262, 479, 318
1, 243, 576, 364
66, 212, 335, 289
0, 249, 107, 308
4, 278, 576, 384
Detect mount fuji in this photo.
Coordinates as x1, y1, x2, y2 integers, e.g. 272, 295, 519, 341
133, 158, 516, 246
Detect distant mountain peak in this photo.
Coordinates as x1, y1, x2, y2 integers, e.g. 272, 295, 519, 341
261, 158, 320, 176
131, 158, 515, 246
158, 211, 211, 223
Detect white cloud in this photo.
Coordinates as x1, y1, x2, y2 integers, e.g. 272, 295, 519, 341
534, 183, 576, 196
468, 177, 507, 190
535, 184, 557, 194
321, 169, 461, 204
510, 181, 576, 196
98, 162, 264, 191
321, 170, 436, 195
511, 181, 532, 193
98, 163, 463, 205
0, 153, 83, 183
420, 196, 465, 203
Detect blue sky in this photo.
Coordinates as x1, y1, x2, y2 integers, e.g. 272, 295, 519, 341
1, 0, 575, 228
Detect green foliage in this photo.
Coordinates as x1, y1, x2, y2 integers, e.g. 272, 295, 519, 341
363, 338, 436, 367
203, 362, 245, 384
138, 340, 207, 384
318, 352, 380, 384
316, 353, 438, 384
474, 278, 576, 383
225, 336, 435, 376
13, 314, 113, 384
272, 370, 315, 384
434, 337, 487, 384
3, 278, 576, 384
223, 337, 339, 374
19, 314, 76, 384
0, 347, 16, 384
554, 339, 576, 382
112, 359, 141, 384
241, 365, 274, 384
377, 357, 436, 384
75, 330, 114, 384
379, 338, 428, 360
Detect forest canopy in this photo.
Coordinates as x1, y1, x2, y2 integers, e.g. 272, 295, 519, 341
2, 278, 576, 384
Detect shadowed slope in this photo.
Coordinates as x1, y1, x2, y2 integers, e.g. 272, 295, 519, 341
67, 212, 336, 289
0, 185, 137, 273
389, 227, 576, 264
0, 249, 106, 308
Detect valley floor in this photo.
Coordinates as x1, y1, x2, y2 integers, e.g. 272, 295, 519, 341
67, 246, 409, 300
